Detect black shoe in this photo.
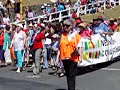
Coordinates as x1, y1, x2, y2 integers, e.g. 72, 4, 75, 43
53, 72, 57, 76
33, 72, 39, 75
39, 68, 42, 73
48, 65, 52, 68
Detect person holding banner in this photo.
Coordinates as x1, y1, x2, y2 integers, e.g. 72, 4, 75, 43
93, 18, 110, 34
59, 19, 81, 90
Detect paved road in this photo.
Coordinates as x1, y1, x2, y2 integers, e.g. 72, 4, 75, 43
0, 57, 120, 90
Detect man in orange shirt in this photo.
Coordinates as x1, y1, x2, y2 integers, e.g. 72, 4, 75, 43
58, 19, 81, 90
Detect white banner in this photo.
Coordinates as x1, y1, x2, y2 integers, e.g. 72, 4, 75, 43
78, 32, 120, 67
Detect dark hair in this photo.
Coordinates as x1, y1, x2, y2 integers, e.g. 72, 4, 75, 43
51, 25, 57, 30
97, 18, 104, 22
5, 25, 10, 31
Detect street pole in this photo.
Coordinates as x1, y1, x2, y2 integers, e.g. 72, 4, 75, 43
20, 0, 22, 22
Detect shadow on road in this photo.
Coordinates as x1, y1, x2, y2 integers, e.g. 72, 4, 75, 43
77, 56, 120, 76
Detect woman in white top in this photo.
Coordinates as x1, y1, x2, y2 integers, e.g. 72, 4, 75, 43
10, 24, 26, 73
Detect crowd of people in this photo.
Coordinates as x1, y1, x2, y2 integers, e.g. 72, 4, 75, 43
0, 0, 116, 24
0, 0, 120, 90
0, 14, 120, 89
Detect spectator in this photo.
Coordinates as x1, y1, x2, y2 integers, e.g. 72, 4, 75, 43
73, 0, 81, 11
3, 13, 10, 25
24, 6, 29, 18
116, 17, 120, 32
93, 18, 109, 34
15, 13, 20, 23
77, 22, 91, 38
108, 18, 117, 32
57, 2, 65, 11
72, 10, 77, 19
46, 5, 52, 14
28, 8, 35, 18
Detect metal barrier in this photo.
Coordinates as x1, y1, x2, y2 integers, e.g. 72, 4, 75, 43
11, 0, 120, 28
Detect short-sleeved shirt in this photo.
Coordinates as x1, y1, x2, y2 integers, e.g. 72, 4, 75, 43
0, 35, 4, 46
57, 4, 64, 11
109, 24, 117, 32
32, 32, 45, 49
94, 23, 109, 34
13, 32, 25, 51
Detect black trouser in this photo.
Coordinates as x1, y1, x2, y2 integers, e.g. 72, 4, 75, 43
62, 60, 78, 90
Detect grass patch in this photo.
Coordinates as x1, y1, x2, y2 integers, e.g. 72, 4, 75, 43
81, 6, 120, 22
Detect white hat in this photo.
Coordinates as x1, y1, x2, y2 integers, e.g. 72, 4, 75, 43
29, 23, 33, 27
52, 34, 60, 38
47, 4, 50, 7
12, 22, 17, 26
41, 23, 45, 27
50, 0, 57, 3
34, 24, 37, 27
10, 0, 15, 3
41, 6, 44, 8
17, 24, 23, 28
44, 3, 47, 6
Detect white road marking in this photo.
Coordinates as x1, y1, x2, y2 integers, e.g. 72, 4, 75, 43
101, 68, 120, 71
25, 75, 41, 78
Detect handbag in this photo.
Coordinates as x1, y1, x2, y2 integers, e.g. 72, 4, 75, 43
4, 42, 12, 64
10, 47, 16, 60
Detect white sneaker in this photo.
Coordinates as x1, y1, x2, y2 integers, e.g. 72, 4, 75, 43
16, 68, 20, 73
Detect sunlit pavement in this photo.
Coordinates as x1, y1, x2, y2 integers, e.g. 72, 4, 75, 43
0, 57, 120, 90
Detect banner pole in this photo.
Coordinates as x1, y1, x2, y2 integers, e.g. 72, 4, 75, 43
20, 0, 22, 22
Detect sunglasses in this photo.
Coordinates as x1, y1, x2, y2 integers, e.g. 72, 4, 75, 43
63, 24, 70, 28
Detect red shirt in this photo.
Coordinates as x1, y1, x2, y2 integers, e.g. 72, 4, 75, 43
109, 24, 117, 32
81, 0, 87, 5
32, 32, 45, 49
72, 11, 77, 19
79, 29, 91, 38
23, 29, 28, 34
0, 35, 4, 46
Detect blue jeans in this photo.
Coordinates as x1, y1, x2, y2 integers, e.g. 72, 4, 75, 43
14, 50, 23, 68
50, 53, 57, 66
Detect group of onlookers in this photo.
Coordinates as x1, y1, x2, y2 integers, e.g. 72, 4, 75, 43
0, 14, 120, 69
1, 12, 120, 90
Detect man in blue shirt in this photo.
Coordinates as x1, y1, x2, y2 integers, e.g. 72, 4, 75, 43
93, 18, 109, 34
57, 2, 65, 11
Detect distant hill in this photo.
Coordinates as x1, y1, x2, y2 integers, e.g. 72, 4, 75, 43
1, 0, 120, 22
